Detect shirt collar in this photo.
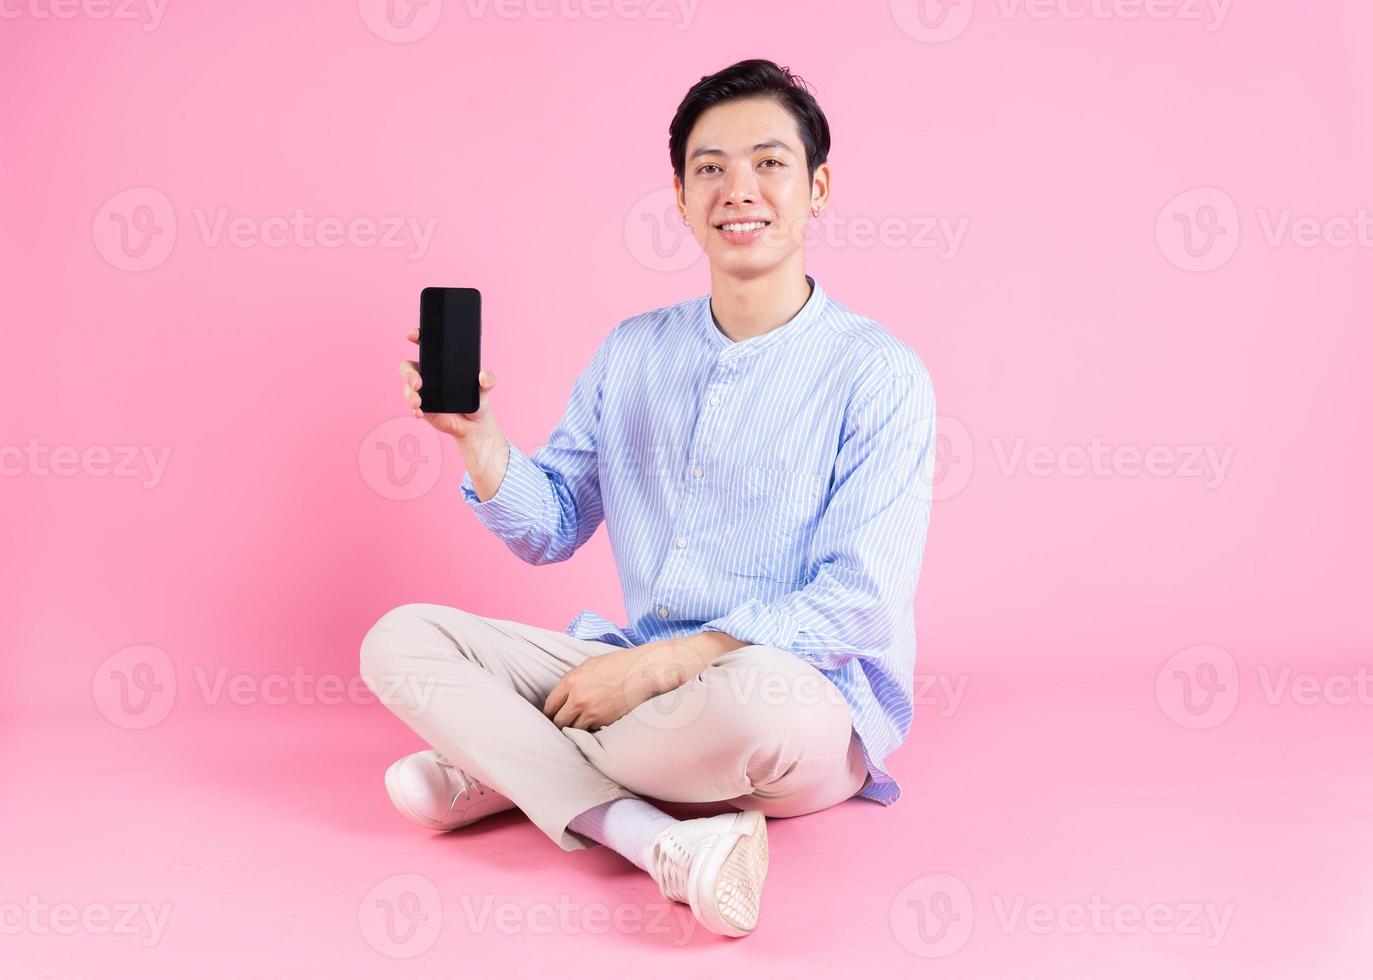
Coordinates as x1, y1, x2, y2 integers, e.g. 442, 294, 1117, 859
699, 274, 827, 360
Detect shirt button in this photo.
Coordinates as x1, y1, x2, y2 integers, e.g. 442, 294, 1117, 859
709, 395, 720, 407
692, 466, 703, 478
658, 606, 669, 618
676, 537, 687, 548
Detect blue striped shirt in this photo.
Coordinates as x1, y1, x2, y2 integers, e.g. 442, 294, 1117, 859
459, 275, 936, 805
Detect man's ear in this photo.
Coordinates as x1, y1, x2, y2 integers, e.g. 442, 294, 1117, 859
673, 174, 688, 217
810, 162, 832, 212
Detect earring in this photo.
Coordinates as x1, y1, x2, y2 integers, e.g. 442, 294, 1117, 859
682, 214, 690, 226
811, 206, 821, 216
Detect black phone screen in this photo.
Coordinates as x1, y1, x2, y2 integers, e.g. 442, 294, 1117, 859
418, 287, 481, 414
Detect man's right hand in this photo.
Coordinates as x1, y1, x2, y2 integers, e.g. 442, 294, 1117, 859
398, 326, 498, 441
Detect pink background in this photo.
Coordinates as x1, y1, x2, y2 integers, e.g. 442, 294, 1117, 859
3, 0, 1370, 976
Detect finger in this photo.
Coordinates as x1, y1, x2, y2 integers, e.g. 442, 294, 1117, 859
397, 360, 421, 386
543, 684, 568, 720
478, 369, 496, 390
552, 697, 582, 729
406, 327, 419, 344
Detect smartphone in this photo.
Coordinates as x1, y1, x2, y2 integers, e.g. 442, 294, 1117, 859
418, 286, 482, 414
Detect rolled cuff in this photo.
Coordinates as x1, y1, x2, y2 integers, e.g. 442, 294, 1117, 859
700, 599, 801, 653
459, 440, 547, 537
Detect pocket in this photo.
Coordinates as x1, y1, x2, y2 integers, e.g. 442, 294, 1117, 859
723, 465, 827, 583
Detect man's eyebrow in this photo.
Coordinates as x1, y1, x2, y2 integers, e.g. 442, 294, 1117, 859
688, 139, 796, 162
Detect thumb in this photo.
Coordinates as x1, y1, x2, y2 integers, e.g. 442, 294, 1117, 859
479, 369, 497, 389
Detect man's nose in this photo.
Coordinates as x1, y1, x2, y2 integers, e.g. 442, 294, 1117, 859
722, 167, 760, 204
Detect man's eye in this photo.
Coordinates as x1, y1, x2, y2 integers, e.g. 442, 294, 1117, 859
697, 160, 783, 174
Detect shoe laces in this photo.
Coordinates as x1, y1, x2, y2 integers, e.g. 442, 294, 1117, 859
435, 754, 487, 815
647, 830, 693, 904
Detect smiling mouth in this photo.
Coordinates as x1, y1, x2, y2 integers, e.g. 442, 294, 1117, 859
715, 220, 772, 231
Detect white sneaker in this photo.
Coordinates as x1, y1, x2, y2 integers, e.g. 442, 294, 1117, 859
643, 809, 769, 937
383, 750, 514, 832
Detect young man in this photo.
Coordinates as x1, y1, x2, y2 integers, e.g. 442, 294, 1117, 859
362, 59, 936, 939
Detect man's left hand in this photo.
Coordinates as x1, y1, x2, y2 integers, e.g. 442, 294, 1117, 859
542, 631, 746, 731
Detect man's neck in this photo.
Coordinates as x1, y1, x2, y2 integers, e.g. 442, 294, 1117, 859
708, 261, 813, 344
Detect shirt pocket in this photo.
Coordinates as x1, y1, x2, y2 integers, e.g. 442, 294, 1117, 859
722, 465, 828, 584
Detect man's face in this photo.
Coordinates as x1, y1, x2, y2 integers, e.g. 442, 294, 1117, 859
675, 96, 828, 278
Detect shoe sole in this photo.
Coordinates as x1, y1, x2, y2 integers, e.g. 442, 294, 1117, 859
687, 809, 769, 937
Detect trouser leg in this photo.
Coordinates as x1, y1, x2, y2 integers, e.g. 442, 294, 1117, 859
359, 602, 643, 851
561, 644, 870, 818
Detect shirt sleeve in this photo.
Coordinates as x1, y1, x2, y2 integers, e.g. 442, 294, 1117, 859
699, 367, 936, 670
458, 331, 612, 565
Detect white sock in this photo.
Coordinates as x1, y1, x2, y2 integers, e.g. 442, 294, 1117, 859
567, 798, 678, 872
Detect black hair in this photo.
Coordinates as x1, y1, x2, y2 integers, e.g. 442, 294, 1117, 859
668, 58, 831, 188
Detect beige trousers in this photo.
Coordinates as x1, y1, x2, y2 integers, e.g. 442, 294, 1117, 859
359, 603, 870, 851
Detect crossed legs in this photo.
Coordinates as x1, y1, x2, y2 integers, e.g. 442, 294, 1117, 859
358, 602, 869, 851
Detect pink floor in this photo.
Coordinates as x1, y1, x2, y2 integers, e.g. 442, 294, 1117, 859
4, 656, 1369, 978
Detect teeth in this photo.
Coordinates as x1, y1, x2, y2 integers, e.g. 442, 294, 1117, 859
721, 222, 766, 233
